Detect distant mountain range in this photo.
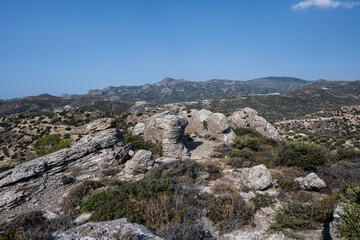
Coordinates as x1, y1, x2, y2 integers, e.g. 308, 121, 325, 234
1, 77, 360, 118
71, 76, 310, 103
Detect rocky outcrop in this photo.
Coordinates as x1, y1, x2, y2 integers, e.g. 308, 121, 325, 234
144, 111, 189, 159
295, 173, 326, 190
185, 109, 235, 144
85, 117, 116, 133
53, 218, 163, 240
0, 118, 133, 223
132, 122, 145, 136
228, 107, 280, 140
241, 164, 273, 190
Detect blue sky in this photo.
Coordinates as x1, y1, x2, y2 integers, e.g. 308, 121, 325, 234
0, 0, 360, 99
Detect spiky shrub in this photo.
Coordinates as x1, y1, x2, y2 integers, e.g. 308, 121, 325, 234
336, 185, 360, 239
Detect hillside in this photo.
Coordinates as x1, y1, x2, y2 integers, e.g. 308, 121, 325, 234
0, 94, 155, 118
189, 80, 360, 123
76, 77, 309, 103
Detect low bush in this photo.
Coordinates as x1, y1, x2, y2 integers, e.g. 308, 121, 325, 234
211, 180, 236, 195
250, 193, 276, 210
124, 135, 162, 157
156, 223, 215, 240
316, 159, 360, 191
0, 211, 73, 240
34, 134, 71, 157
275, 141, 329, 171
145, 160, 203, 181
277, 177, 301, 192
336, 185, 360, 239
207, 193, 254, 234
233, 127, 261, 138
0, 166, 15, 173
61, 181, 102, 212
233, 135, 259, 151
80, 179, 202, 230
268, 198, 334, 235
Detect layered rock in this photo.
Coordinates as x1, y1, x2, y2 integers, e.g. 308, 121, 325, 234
143, 111, 189, 159
241, 164, 273, 190
53, 218, 163, 240
185, 109, 235, 144
85, 117, 116, 133
0, 118, 133, 223
295, 173, 326, 190
228, 107, 280, 140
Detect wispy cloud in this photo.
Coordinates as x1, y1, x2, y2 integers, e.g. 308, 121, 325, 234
292, 0, 360, 10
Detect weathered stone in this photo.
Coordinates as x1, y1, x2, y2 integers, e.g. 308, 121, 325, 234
185, 109, 235, 144
132, 122, 145, 136
207, 113, 230, 134
241, 164, 273, 190
295, 173, 326, 190
85, 118, 115, 133
53, 218, 163, 240
143, 111, 189, 159
0, 119, 132, 223
228, 107, 280, 140
74, 213, 92, 225
126, 150, 157, 171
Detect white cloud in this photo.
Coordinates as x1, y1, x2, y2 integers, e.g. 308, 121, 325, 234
292, 0, 360, 10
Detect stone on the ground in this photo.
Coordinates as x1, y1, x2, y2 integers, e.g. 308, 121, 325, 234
132, 122, 145, 136
241, 164, 273, 190
126, 150, 157, 171
295, 172, 326, 190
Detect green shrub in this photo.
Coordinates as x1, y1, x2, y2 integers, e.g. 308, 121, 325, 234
275, 141, 329, 171
80, 179, 193, 230
202, 120, 208, 130
145, 160, 203, 181
0, 166, 15, 173
277, 177, 301, 192
233, 136, 259, 151
34, 134, 71, 157
250, 193, 276, 210
233, 127, 261, 138
207, 194, 254, 233
61, 181, 102, 212
336, 148, 360, 161
124, 135, 162, 156
2, 147, 9, 157
268, 198, 334, 234
336, 185, 360, 239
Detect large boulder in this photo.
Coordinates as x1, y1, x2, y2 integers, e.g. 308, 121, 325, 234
53, 218, 163, 239
144, 111, 189, 159
295, 173, 326, 190
228, 108, 280, 140
132, 122, 145, 136
241, 164, 273, 190
125, 150, 158, 171
185, 109, 235, 144
85, 118, 116, 133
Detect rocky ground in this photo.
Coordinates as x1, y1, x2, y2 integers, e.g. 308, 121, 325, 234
0, 108, 359, 240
